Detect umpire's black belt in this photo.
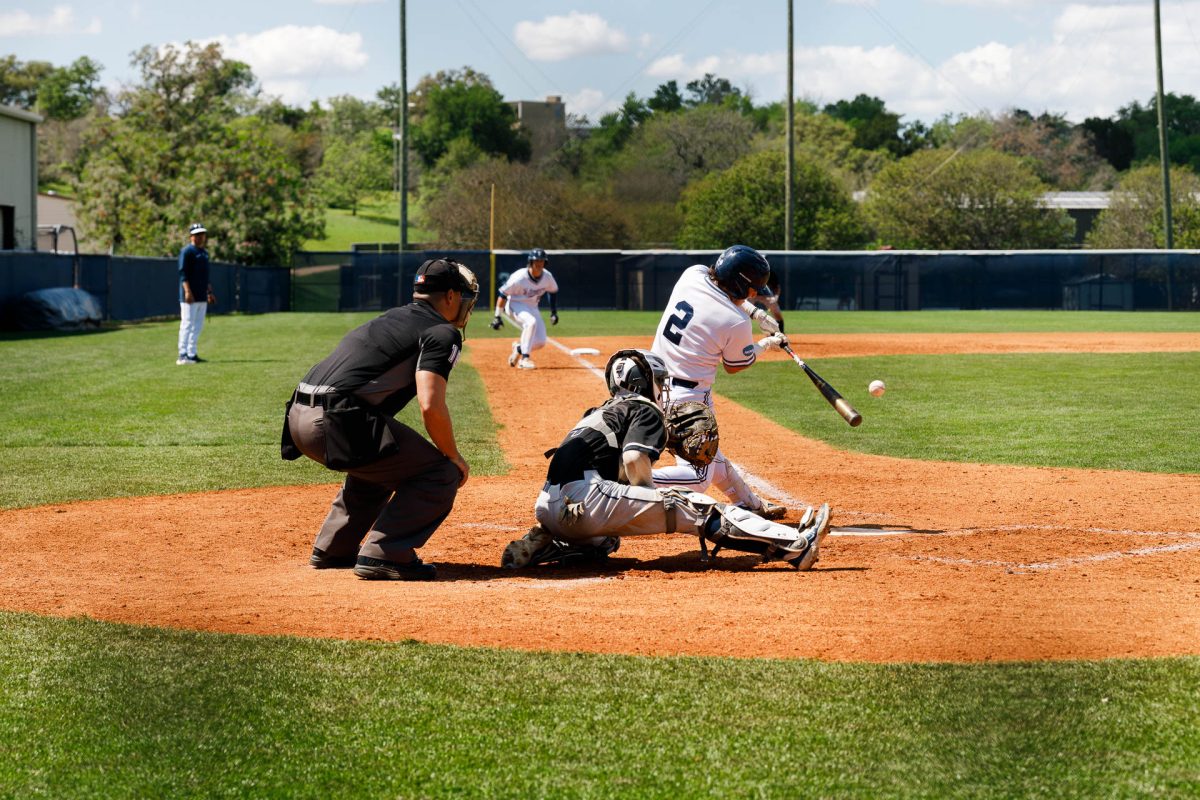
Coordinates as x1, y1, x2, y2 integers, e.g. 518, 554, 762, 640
294, 390, 335, 407
667, 376, 698, 389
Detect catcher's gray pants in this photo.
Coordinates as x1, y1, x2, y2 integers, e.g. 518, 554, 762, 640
534, 470, 714, 541
288, 402, 460, 561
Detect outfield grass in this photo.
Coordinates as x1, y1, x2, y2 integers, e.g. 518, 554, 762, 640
304, 193, 432, 251
0, 612, 1196, 799
0, 313, 506, 509
4, 310, 1200, 797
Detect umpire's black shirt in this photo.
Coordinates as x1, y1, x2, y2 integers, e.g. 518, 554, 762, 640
302, 300, 462, 417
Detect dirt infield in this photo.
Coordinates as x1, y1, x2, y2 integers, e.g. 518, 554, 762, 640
2, 333, 1198, 663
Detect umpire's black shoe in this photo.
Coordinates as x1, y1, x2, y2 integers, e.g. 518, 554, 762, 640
310, 547, 357, 569
353, 555, 437, 581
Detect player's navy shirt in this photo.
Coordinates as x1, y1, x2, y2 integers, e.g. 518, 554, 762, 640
178, 243, 210, 302
546, 396, 665, 485
301, 301, 462, 417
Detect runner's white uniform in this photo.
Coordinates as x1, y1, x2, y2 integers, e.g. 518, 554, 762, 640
500, 267, 559, 358
650, 264, 768, 510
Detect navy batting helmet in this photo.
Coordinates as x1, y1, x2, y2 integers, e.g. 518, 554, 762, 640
711, 245, 773, 301
528, 248, 548, 263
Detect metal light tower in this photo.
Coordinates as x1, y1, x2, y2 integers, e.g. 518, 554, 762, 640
785, 0, 794, 251
1154, 0, 1174, 308
398, 0, 409, 253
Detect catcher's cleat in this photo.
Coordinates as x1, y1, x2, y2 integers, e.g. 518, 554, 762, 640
517, 357, 537, 370
502, 528, 620, 569
508, 342, 521, 367
786, 503, 831, 571
310, 547, 357, 569
353, 555, 437, 581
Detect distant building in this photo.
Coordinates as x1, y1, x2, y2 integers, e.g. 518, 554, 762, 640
1040, 191, 1111, 245
509, 95, 566, 162
0, 103, 41, 250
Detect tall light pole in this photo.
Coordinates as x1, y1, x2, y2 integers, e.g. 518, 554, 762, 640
1154, 0, 1174, 309
785, 0, 794, 251
398, 0, 409, 253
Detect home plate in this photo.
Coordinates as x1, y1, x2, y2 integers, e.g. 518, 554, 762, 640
570, 347, 601, 356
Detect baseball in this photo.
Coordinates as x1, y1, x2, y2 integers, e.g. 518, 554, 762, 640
869, 379, 886, 397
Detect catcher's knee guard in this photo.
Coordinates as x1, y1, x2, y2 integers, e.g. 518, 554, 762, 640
659, 487, 718, 534
701, 503, 831, 571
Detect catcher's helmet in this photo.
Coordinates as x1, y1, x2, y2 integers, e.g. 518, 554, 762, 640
605, 349, 667, 403
711, 245, 773, 301
528, 248, 548, 263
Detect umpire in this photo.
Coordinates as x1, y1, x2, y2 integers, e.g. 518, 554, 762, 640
282, 258, 479, 581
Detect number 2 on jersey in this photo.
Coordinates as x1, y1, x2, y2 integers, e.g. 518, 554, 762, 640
661, 300, 695, 345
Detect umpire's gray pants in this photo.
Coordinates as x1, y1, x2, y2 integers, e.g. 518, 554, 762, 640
534, 470, 714, 541
288, 402, 460, 562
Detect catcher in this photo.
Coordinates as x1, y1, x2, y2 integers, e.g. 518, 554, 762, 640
501, 349, 831, 570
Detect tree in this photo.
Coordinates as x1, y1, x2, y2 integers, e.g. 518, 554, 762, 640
990, 110, 1114, 190
793, 111, 891, 190
37, 56, 104, 120
73, 42, 322, 263
677, 149, 867, 250
423, 159, 627, 249
862, 148, 1073, 249
823, 94, 904, 154
648, 81, 683, 113
0, 55, 53, 108
324, 94, 387, 139
1086, 164, 1200, 249
1084, 93, 1200, 173
685, 74, 741, 107
317, 130, 392, 215
408, 67, 530, 167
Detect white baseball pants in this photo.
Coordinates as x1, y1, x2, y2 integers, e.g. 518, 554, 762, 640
178, 301, 208, 358
504, 303, 547, 356
534, 471, 714, 541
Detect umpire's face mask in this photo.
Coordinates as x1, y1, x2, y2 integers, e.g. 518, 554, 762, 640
454, 288, 477, 329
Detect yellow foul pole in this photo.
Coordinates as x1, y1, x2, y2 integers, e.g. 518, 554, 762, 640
489, 183, 497, 312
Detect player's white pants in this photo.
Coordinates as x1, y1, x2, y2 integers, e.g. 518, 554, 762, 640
534, 471, 714, 541
652, 384, 761, 508
504, 303, 546, 357
178, 301, 208, 358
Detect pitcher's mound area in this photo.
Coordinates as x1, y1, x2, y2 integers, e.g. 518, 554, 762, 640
2, 333, 1198, 663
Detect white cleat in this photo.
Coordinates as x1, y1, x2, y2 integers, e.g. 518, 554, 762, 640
517, 358, 537, 370
786, 503, 831, 571
507, 342, 521, 367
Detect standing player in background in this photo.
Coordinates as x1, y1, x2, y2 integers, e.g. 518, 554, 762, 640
490, 248, 559, 370
176, 222, 216, 365
651, 245, 790, 520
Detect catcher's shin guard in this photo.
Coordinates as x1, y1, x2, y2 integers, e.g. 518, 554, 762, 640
701, 503, 830, 570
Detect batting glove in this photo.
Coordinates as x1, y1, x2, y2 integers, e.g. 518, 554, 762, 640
550, 313, 559, 326
490, 316, 503, 330
756, 332, 788, 354
751, 307, 780, 335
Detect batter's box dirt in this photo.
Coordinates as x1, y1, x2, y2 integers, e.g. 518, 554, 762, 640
2, 333, 1199, 663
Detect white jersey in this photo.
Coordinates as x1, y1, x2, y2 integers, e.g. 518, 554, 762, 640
651, 265, 756, 391
500, 267, 558, 312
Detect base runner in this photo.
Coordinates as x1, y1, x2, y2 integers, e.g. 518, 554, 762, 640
490, 248, 559, 370
650, 244, 790, 519
501, 349, 831, 571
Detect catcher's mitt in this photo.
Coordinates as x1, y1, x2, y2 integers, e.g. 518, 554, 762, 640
665, 401, 718, 466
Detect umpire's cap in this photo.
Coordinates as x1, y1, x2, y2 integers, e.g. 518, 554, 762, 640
414, 258, 477, 294
189, 223, 207, 236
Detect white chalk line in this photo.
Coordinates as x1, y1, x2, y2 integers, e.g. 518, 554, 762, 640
910, 537, 1200, 573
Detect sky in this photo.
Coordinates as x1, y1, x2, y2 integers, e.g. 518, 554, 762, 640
3, 1, 1200, 126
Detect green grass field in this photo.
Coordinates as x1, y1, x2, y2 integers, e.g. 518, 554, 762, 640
304, 193, 432, 251
2, 310, 1199, 797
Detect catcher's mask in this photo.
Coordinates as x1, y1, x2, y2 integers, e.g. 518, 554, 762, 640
605, 349, 667, 404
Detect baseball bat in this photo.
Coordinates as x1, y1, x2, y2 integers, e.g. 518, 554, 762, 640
781, 343, 862, 427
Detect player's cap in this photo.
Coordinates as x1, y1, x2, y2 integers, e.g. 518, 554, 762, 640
527, 248, 548, 263
188, 223, 207, 236
414, 258, 477, 295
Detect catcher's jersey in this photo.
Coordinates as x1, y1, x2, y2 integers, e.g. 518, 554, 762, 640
499, 267, 558, 311
546, 396, 665, 485
651, 265, 756, 390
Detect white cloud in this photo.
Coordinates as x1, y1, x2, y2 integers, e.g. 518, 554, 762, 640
205, 25, 369, 79
565, 88, 617, 122
0, 5, 101, 36
514, 12, 630, 62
